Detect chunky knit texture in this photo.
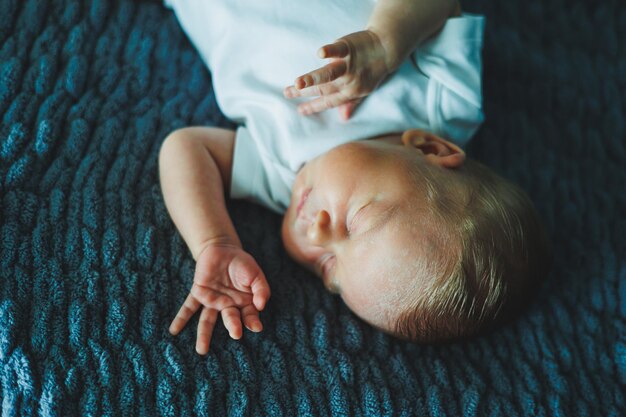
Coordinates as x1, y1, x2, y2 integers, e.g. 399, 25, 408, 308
1, 0, 625, 415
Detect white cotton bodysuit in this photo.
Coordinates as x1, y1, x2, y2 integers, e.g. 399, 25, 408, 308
165, 0, 485, 213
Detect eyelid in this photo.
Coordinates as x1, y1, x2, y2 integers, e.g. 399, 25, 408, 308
348, 203, 371, 235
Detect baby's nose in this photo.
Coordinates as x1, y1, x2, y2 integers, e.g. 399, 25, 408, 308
306, 210, 334, 246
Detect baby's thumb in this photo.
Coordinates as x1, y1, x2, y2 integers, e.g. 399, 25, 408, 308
251, 271, 271, 311
339, 99, 362, 120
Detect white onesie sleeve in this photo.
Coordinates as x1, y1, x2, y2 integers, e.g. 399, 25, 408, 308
230, 126, 292, 214
414, 14, 485, 146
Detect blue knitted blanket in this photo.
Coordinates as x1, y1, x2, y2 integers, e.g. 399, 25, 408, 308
1, 0, 625, 415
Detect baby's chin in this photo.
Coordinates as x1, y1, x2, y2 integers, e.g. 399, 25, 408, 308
284, 170, 306, 224
280, 208, 297, 256
280, 202, 313, 271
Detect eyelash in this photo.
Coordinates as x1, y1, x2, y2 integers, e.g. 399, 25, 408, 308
323, 205, 370, 289
348, 204, 369, 236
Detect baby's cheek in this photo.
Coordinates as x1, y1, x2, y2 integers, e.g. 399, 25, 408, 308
281, 218, 299, 259
281, 216, 316, 271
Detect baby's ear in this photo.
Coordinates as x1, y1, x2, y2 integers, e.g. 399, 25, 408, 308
401, 129, 465, 168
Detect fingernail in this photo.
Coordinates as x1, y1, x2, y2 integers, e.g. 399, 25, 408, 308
317, 48, 326, 58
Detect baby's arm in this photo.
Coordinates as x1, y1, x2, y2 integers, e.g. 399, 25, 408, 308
284, 0, 460, 119
159, 127, 270, 354
367, 0, 461, 73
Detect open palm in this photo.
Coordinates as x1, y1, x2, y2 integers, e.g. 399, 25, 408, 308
284, 30, 392, 120
169, 243, 271, 355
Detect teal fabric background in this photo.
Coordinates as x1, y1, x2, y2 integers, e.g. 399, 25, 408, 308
1, 0, 625, 415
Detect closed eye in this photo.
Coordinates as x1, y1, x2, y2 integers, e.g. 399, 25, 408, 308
348, 203, 371, 236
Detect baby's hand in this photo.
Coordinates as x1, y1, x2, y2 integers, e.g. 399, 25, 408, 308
169, 243, 271, 355
284, 30, 392, 120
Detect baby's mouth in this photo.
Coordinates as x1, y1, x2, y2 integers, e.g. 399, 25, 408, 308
296, 187, 311, 218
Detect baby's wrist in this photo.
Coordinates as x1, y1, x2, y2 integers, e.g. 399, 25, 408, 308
366, 26, 408, 73
194, 235, 242, 260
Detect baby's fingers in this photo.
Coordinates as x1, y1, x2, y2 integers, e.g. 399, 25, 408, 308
295, 60, 347, 89
221, 307, 243, 340
169, 293, 201, 335
196, 307, 219, 355
317, 41, 349, 59
191, 285, 243, 310
250, 273, 271, 312
338, 98, 363, 120
298, 92, 349, 116
241, 305, 263, 333
284, 82, 338, 99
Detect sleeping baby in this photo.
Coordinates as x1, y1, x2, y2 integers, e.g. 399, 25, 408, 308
159, 0, 552, 354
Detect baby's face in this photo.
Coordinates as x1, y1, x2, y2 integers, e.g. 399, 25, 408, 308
281, 137, 436, 331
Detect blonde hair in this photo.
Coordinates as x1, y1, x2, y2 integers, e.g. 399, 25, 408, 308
394, 158, 552, 342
